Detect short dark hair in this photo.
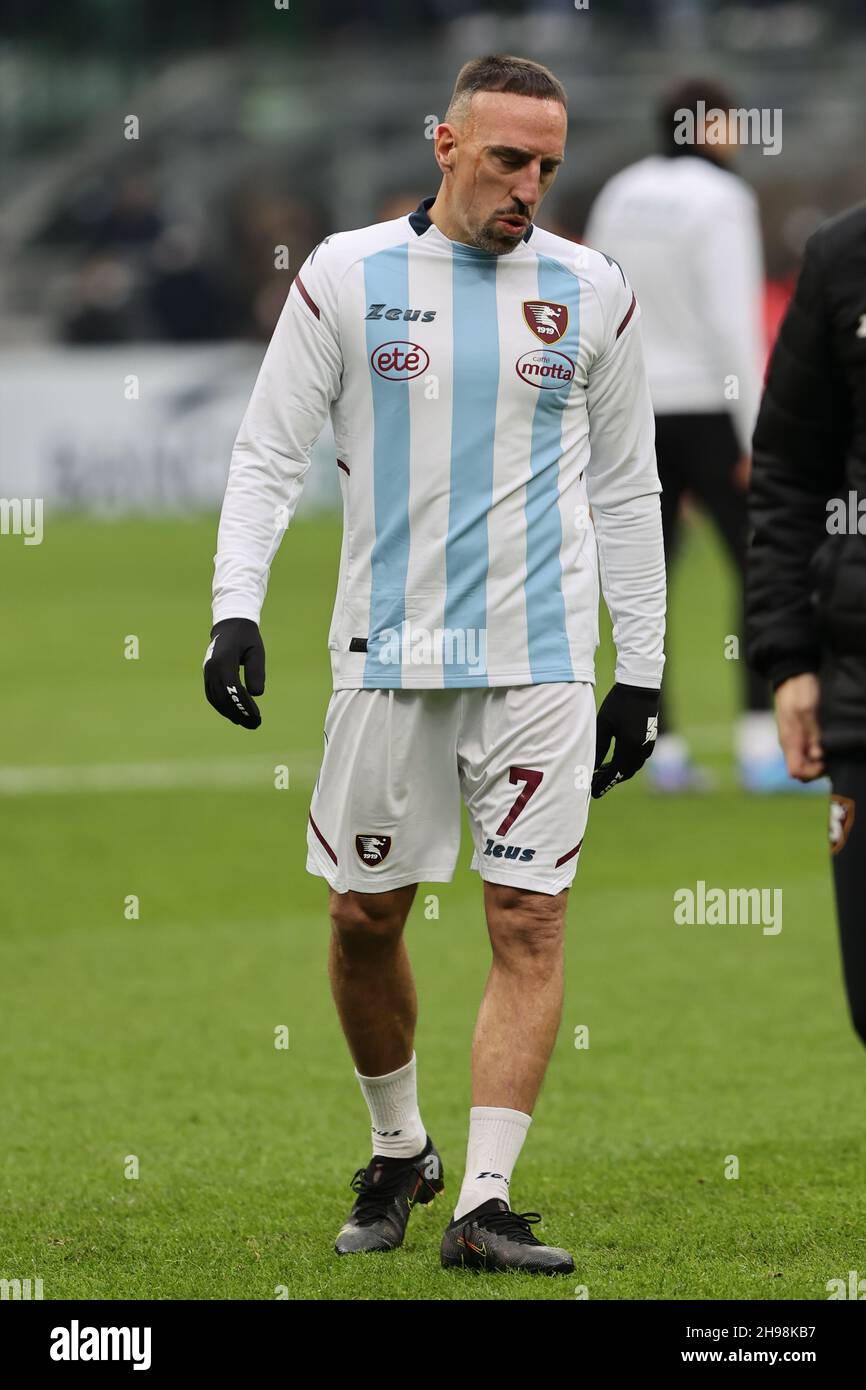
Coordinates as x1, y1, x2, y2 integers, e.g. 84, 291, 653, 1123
446, 54, 568, 124
657, 77, 737, 156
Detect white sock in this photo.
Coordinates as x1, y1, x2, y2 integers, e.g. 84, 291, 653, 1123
453, 1106, 532, 1219
355, 1052, 427, 1159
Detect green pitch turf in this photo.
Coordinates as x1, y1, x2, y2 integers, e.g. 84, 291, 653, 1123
1, 512, 864, 1301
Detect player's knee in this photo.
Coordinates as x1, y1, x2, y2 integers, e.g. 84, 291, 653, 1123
329, 889, 409, 945
486, 886, 566, 962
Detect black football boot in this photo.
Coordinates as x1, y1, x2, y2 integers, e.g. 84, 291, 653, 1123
441, 1198, 574, 1274
334, 1136, 444, 1255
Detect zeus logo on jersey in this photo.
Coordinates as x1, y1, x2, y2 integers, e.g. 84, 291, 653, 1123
365, 304, 437, 322
483, 839, 536, 862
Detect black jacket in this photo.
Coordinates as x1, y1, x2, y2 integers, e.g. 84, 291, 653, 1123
746, 201, 866, 753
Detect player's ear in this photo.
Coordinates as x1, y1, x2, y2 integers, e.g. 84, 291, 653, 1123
434, 123, 457, 173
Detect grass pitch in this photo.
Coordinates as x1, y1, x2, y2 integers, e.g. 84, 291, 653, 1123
1, 512, 863, 1300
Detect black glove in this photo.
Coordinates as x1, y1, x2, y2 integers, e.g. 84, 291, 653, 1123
203, 617, 266, 729
592, 682, 659, 798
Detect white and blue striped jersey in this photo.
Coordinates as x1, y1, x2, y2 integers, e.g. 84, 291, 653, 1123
213, 197, 666, 690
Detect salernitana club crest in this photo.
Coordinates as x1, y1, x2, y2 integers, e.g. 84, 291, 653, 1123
523, 300, 569, 344
355, 834, 392, 866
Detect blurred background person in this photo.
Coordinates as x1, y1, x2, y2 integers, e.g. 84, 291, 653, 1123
585, 78, 783, 793
746, 199, 866, 1049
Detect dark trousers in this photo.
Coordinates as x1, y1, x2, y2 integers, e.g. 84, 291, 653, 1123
654, 412, 768, 734
828, 757, 866, 1049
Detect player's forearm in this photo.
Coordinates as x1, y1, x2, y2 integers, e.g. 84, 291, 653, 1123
726, 343, 763, 455
706, 278, 763, 456
211, 268, 341, 627
715, 321, 763, 454
594, 491, 666, 688
745, 451, 829, 683
702, 203, 765, 455
212, 435, 310, 625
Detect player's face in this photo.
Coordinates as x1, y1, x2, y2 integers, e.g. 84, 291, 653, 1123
441, 92, 567, 254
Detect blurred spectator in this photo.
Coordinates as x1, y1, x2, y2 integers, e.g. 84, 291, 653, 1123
586, 77, 785, 793
90, 175, 164, 249
147, 224, 235, 341
61, 255, 140, 343
375, 191, 429, 221
228, 189, 323, 338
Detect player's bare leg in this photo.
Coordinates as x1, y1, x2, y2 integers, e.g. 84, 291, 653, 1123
473, 882, 568, 1112
441, 882, 574, 1274
328, 885, 444, 1254
328, 885, 418, 1076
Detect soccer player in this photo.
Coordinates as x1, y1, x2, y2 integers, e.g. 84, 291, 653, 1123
586, 79, 778, 792
204, 54, 666, 1275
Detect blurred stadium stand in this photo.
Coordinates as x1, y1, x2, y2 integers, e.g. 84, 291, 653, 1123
1, 0, 864, 509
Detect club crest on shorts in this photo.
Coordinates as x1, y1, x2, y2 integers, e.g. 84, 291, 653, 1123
355, 834, 392, 866
523, 300, 568, 344
829, 795, 855, 855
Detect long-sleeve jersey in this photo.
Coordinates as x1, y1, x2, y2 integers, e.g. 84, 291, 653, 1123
213, 196, 666, 691
585, 155, 765, 454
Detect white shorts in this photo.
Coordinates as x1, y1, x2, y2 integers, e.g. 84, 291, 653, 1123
306, 682, 595, 896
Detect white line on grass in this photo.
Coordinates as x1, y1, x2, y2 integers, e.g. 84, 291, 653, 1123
686, 723, 737, 752
0, 722, 735, 796
0, 755, 321, 796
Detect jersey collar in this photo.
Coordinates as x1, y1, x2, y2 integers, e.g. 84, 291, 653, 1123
409, 195, 534, 248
